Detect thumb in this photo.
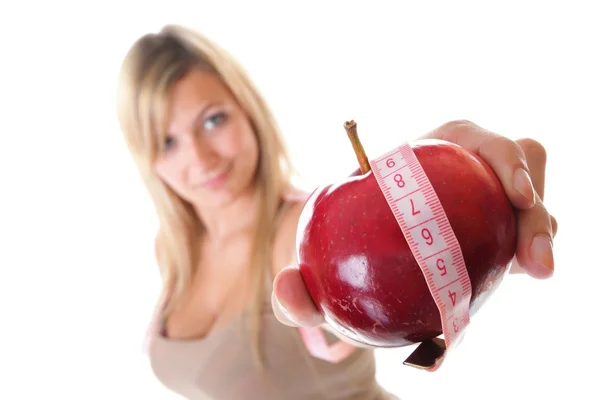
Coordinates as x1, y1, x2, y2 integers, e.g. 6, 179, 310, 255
272, 265, 324, 328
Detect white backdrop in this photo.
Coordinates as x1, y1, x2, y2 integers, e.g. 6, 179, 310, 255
1, 1, 599, 399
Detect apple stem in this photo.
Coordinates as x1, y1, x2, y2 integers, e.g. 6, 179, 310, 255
344, 120, 371, 174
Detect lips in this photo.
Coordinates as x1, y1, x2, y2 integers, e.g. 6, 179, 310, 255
198, 166, 230, 189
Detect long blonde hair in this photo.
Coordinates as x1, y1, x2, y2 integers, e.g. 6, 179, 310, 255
116, 24, 294, 366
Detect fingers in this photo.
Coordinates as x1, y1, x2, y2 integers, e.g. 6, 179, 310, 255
515, 138, 547, 200
479, 137, 536, 210
513, 192, 555, 279
515, 137, 558, 238
511, 138, 556, 278
422, 120, 536, 210
271, 266, 324, 328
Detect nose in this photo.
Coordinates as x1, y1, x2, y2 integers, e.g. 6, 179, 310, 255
183, 135, 218, 171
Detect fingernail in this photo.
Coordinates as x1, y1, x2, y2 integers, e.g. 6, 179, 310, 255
275, 297, 292, 318
514, 168, 535, 206
530, 234, 554, 273
274, 296, 300, 325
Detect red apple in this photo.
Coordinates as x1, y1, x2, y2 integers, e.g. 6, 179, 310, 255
296, 122, 517, 348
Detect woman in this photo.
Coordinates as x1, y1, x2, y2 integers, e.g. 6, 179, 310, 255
116, 24, 557, 400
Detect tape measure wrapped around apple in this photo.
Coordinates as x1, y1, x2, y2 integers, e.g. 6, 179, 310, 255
295, 120, 517, 371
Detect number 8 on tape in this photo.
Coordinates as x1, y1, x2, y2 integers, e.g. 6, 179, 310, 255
370, 142, 473, 371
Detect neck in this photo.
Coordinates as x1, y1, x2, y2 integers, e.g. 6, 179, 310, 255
194, 184, 262, 246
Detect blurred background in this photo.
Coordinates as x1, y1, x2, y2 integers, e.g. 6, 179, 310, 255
1, 1, 598, 399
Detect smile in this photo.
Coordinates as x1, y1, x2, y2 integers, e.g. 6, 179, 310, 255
198, 166, 230, 189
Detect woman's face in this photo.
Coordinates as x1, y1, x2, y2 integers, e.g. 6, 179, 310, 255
154, 69, 259, 210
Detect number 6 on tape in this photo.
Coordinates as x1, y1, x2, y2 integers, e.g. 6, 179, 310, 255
370, 142, 473, 372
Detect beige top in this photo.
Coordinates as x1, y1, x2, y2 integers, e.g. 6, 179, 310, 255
145, 201, 399, 400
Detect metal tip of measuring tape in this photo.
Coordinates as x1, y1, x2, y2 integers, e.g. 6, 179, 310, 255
402, 337, 447, 371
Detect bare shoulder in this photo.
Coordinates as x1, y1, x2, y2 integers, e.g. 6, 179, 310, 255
271, 193, 309, 277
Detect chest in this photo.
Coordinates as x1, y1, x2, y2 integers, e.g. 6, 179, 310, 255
163, 238, 258, 340
161, 214, 293, 341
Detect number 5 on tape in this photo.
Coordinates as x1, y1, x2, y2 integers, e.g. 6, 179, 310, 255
370, 142, 473, 372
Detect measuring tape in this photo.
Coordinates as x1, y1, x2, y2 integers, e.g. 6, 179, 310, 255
298, 141, 472, 371
370, 142, 472, 370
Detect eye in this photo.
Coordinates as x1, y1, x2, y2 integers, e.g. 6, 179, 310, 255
163, 136, 176, 151
203, 112, 227, 131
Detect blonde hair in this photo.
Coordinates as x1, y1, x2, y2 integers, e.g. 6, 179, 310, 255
116, 24, 294, 366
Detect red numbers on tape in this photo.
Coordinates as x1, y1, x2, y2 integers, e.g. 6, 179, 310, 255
370, 143, 473, 371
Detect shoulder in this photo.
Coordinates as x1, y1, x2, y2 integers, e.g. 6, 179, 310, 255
271, 190, 311, 276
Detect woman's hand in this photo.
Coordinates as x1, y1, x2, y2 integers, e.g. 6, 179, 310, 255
272, 119, 558, 331
420, 120, 557, 279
